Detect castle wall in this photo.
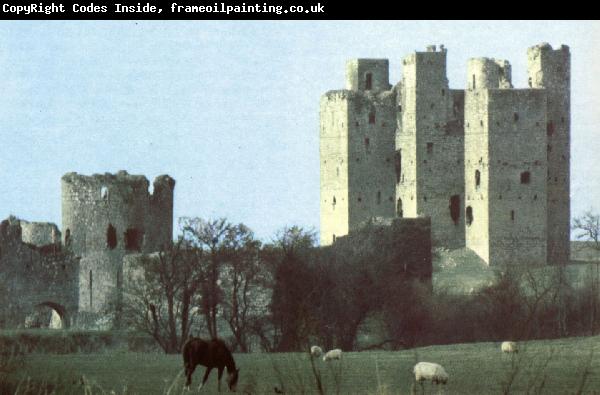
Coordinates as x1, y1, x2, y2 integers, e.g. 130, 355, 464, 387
464, 89, 491, 263
397, 47, 465, 249
528, 43, 571, 265
346, 89, 397, 232
320, 91, 350, 246
78, 252, 121, 315
0, 218, 79, 328
19, 221, 61, 247
395, 74, 418, 218
147, 175, 176, 250
325, 217, 432, 282
488, 89, 548, 266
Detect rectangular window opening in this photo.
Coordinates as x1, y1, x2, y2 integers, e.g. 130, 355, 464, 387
365, 73, 373, 90
427, 142, 433, 154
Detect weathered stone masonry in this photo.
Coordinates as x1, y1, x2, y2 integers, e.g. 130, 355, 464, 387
528, 44, 571, 265
398, 46, 465, 249
0, 218, 79, 328
320, 60, 397, 246
62, 171, 175, 324
321, 43, 570, 266
0, 171, 175, 329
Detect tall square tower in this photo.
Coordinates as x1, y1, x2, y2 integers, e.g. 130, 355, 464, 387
528, 43, 571, 265
320, 60, 397, 246
396, 46, 465, 249
464, 58, 548, 265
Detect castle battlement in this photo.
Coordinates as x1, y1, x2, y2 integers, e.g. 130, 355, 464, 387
345, 59, 391, 92
321, 43, 570, 266
61, 171, 174, 200
467, 58, 513, 89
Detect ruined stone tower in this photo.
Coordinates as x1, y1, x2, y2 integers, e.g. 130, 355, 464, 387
320, 59, 397, 245
527, 43, 571, 265
464, 58, 548, 266
61, 171, 175, 323
320, 43, 570, 266
396, 45, 465, 249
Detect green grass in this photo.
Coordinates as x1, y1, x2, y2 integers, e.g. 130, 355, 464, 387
5, 335, 600, 394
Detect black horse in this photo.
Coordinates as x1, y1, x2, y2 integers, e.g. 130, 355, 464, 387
182, 337, 240, 392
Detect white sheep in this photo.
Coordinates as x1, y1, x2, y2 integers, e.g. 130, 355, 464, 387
310, 345, 323, 358
322, 348, 342, 361
413, 362, 448, 385
501, 341, 518, 353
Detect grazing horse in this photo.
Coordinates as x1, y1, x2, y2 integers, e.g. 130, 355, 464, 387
182, 337, 240, 392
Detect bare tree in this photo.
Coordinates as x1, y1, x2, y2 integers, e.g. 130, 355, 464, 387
220, 224, 269, 352
180, 217, 234, 339
123, 217, 270, 352
573, 210, 600, 334
573, 210, 600, 252
520, 267, 561, 339
121, 240, 203, 353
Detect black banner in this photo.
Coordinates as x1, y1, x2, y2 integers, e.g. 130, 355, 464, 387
0, 0, 587, 19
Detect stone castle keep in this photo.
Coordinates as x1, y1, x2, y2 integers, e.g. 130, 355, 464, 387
0, 171, 175, 328
320, 43, 570, 266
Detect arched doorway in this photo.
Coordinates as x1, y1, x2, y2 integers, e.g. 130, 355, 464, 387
25, 302, 69, 329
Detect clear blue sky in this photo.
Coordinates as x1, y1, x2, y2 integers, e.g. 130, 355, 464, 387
0, 21, 598, 242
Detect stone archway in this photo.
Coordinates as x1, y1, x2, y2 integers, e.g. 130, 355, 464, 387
32, 302, 69, 329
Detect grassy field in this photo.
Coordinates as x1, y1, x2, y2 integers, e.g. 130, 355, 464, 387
4, 244, 600, 394
5, 335, 600, 394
